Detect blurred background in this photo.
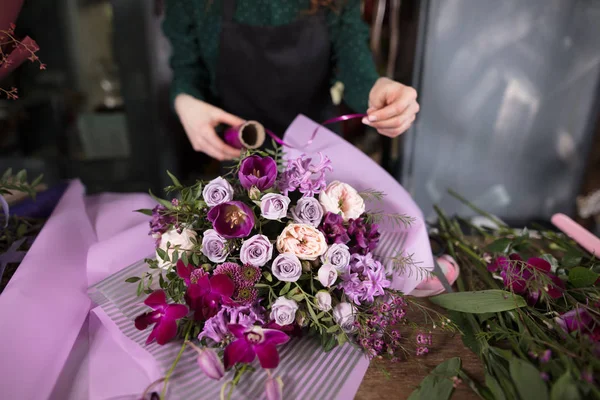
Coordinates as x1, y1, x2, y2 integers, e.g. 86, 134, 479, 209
2, 0, 600, 231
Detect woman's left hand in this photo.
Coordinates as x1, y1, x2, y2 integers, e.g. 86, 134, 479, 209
363, 77, 420, 137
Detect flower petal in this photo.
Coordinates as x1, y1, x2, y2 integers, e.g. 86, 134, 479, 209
176, 260, 191, 282
165, 304, 189, 320
210, 274, 235, 298
144, 290, 167, 308
154, 319, 178, 345
263, 329, 290, 346
527, 257, 551, 273
134, 311, 156, 330
255, 343, 280, 369
227, 324, 247, 338
224, 338, 256, 369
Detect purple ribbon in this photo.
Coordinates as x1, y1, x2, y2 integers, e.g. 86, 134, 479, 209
228, 113, 367, 150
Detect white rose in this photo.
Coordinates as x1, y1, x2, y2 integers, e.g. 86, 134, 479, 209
333, 302, 357, 333
315, 291, 332, 311
270, 297, 299, 326
157, 228, 197, 269
319, 181, 365, 222
317, 264, 338, 288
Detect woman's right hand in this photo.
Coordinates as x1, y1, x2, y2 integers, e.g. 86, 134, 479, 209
174, 94, 244, 161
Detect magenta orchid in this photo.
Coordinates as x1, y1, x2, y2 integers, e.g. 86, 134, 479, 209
176, 260, 206, 286
134, 290, 189, 345
186, 274, 235, 321
224, 324, 290, 369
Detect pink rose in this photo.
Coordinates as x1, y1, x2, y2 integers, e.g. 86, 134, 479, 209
319, 181, 365, 222
276, 224, 328, 261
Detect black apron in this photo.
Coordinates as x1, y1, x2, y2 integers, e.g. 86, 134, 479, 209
216, 0, 334, 138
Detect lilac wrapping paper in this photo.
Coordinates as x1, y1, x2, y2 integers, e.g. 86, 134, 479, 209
0, 116, 432, 400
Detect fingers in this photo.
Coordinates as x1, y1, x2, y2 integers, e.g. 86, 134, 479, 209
217, 111, 246, 128
366, 101, 420, 130
376, 114, 416, 138
186, 125, 242, 161
368, 77, 393, 110
367, 85, 418, 122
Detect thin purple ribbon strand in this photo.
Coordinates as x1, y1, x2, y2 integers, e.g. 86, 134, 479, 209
263, 113, 367, 149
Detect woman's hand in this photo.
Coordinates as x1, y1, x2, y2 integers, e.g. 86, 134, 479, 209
363, 78, 420, 137
175, 94, 244, 161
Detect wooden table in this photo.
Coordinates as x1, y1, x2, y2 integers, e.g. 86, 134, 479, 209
355, 302, 484, 400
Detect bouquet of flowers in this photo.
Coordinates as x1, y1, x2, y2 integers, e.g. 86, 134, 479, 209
418, 192, 600, 400
129, 143, 447, 399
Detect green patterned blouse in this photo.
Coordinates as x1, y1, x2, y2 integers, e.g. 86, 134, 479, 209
162, 0, 379, 114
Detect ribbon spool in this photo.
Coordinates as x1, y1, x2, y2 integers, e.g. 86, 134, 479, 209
224, 121, 266, 150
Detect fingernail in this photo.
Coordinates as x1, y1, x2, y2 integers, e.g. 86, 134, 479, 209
362, 117, 370, 125
368, 115, 377, 122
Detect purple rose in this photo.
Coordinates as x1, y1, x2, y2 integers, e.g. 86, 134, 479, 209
260, 193, 291, 220
202, 177, 234, 207
207, 201, 255, 239
201, 229, 229, 263
240, 234, 274, 267
271, 253, 302, 282
321, 243, 351, 273
290, 197, 323, 227
317, 264, 338, 288
238, 155, 277, 191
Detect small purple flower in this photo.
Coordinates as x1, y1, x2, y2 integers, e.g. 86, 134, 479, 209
224, 324, 290, 369
207, 201, 255, 239
260, 193, 291, 220
201, 229, 229, 263
135, 290, 189, 345
321, 243, 351, 273
199, 304, 264, 344
278, 153, 332, 197
187, 343, 225, 380
540, 372, 550, 382
339, 253, 390, 305
238, 155, 277, 191
320, 212, 350, 244
271, 253, 302, 282
202, 177, 234, 207
540, 349, 552, 363
416, 347, 429, 356
556, 307, 600, 342
213, 262, 242, 283
240, 234, 273, 267
290, 197, 324, 227
347, 218, 380, 255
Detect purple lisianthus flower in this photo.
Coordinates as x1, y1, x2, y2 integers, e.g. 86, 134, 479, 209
321, 243, 351, 273
347, 218, 380, 255
271, 253, 302, 282
201, 229, 229, 263
290, 197, 323, 227
278, 153, 332, 197
135, 290, 189, 345
149, 205, 175, 244
199, 304, 265, 345
224, 324, 289, 369
240, 234, 273, 267
320, 212, 350, 244
339, 253, 390, 305
238, 155, 277, 191
202, 177, 234, 207
260, 193, 290, 220
207, 201, 255, 239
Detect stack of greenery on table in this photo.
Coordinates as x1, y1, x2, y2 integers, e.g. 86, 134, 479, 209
410, 192, 599, 400
0, 169, 44, 293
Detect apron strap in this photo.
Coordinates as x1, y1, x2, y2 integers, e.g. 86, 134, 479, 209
223, 0, 236, 22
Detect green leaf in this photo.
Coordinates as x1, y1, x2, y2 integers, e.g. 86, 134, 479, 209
192, 253, 200, 266
326, 325, 339, 333
550, 373, 581, 400
263, 271, 273, 283
322, 334, 337, 352
171, 249, 179, 263
290, 293, 304, 302
181, 252, 189, 266
125, 277, 141, 283
486, 238, 512, 253
31, 174, 43, 188
149, 190, 173, 209
16, 169, 26, 183
408, 357, 461, 400
336, 333, 347, 345
568, 267, 599, 288
509, 358, 549, 400
279, 282, 291, 296
136, 280, 143, 296
156, 247, 168, 261
135, 209, 154, 216
430, 290, 527, 314
448, 311, 484, 354
485, 373, 506, 400
166, 170, 182, 187
16, 223, 27, 238
2, 168, 12, 181
562, 249, 583, 268
159, 273, 166, 289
